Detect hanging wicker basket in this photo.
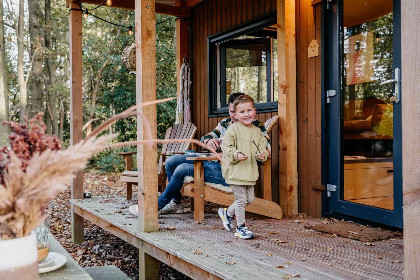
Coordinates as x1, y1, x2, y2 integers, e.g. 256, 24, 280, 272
121, 43, 136, 73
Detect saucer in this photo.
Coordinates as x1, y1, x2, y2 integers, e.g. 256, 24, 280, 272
38, 252, 67, 273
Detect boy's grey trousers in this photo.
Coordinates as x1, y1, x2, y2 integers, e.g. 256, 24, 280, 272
227, 184, 255, 227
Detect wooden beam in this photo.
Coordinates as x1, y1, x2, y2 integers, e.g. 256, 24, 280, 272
184, 0, 203, 7
277, 0, 298, 217
135, 0, 159, 232
69, 0, 191, 17
69, 2, 85, 244
176, 18, 189, 95
139, 244, 159, 280
402, 0, 420, 278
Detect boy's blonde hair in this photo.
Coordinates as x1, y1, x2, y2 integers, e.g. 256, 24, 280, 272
232, 94, 255, 112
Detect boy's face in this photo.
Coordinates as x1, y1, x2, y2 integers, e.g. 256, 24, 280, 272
234, 102, 256, 126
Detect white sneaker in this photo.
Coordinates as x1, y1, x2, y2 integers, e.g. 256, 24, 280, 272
159, 199, 184, 215
128, 205, 138, 216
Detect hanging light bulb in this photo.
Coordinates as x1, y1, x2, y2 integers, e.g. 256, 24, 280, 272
106, 0, 112, 6
128, 26, 133, 36
84, 10, 88, 19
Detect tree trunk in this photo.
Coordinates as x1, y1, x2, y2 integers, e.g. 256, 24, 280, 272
18, 0, 27, 121
44, 0, 58, 135
28, 0, 44, 118
87, 16, 124, 133
0, 0, 9, 144
59, 100, 64, 141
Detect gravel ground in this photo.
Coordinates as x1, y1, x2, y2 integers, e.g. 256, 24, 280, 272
46, 170, 190, 280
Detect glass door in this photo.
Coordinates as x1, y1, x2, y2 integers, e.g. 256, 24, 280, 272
325, 0, 402, 228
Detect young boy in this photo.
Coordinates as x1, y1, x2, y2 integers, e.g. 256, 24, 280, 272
218, 95, 269, 239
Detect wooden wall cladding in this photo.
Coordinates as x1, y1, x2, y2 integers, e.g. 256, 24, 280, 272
296, 0, 322, 217
190, 0, 322, 216
190, 0, 279, 203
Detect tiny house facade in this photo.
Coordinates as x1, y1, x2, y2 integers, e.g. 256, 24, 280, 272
68, 0, 420, 277
68, 0, 410, 230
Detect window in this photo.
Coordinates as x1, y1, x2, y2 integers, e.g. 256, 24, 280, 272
208, 13, 278, 116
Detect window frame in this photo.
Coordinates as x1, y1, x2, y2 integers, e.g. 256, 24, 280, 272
208, 12, 278, 117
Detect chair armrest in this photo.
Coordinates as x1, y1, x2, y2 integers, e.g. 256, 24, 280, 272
160, 151, 185, 157
118, 151, 137, 156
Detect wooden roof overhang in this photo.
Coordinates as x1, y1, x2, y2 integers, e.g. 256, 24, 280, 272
66, 0, 206, 17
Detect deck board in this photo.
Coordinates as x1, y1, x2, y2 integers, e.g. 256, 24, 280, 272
72, 196, 403, 280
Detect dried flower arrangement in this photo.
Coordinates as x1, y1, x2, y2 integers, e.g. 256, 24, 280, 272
0, 98, 219, 240
0, 113, 114, 240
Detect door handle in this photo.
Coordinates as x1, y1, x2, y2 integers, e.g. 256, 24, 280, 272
380, 68, 400, 103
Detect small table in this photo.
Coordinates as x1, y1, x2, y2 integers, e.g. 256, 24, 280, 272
186, 155, 219, 221
40, 234, 93, 280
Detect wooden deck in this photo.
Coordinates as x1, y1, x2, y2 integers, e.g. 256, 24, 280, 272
72, 196, 403, 280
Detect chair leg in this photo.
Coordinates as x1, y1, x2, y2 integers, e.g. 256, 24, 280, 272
126, 182, 133, 200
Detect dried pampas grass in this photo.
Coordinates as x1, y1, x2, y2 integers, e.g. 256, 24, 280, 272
0, 96, 214, 240
0, 134, 116, 240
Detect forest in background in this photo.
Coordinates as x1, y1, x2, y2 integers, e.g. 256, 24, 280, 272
0, 0, 177, 171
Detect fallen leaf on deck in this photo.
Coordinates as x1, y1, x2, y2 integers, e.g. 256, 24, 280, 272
390, 260, 403, 263
276, 265, 285, 269
376, 256, 383, 259
272, 239, 288, 243
283, 274, 300, 279
267, 253, 272, 256
285, 261, 292, 265
269, 231, 278, 234
165, 226, 175, 230
327, 248, 333, 251
192, 249, 203, 255
226, 261, 236, 265
363, 242, 375, 246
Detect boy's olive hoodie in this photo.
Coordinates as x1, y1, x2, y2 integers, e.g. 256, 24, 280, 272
221, 122, 269, 186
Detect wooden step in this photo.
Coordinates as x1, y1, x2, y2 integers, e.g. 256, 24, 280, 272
84, 265, 130, 280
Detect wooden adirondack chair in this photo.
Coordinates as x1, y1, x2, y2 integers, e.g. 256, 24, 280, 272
119, 122, 197, 200
181, 115, 282, 221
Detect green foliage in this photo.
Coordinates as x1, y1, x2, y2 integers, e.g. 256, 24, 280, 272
2, 3, 177, 173
82, 12, 177, 171
89, 150, 126, 173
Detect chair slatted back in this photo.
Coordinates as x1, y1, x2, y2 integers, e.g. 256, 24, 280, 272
163, 122, 197, 154
158, 123, 197, 174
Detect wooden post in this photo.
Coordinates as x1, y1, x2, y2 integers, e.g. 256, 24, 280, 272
277, 0, 298, 216
139, 241, 159, 280
176, 17, 189, 95
193, 161, 205, 221
135, 0, 159, 232
69, 1, 84, 244
402, 1, 420, 279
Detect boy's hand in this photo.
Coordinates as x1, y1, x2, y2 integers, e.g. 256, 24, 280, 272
256, 151, 266, 161
237, 152, 248, 161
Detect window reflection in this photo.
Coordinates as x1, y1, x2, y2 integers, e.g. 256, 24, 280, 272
341, 0, 394, 210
